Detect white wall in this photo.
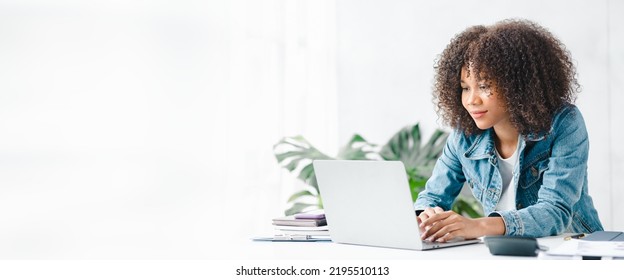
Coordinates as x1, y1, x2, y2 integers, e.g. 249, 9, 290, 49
0, 1, 247, 259
608, 0, 624, 231
336, 0, 622, 230
0, 0, 339, 259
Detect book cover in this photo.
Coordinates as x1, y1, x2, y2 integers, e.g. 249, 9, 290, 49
293, 210, 325, 219
272, 215, 327, 227
273, 225, 329, 231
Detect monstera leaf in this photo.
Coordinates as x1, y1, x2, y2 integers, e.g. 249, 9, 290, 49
273, 134, 378, 215
379, 124, 449, 200
274, 123, 482, 218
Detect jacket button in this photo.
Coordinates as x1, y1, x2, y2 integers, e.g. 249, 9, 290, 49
517, 203, 522, 209
531, 166, 538, 176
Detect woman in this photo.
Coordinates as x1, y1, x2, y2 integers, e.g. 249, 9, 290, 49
415, 19, 603, 242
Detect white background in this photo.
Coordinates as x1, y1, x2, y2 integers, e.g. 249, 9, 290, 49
0, 0, 622, 261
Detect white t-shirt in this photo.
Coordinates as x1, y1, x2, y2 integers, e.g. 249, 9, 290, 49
495, 143, 519, 211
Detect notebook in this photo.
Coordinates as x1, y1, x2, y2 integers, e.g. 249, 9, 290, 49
313, 160, 480, 250
583, 231, 624, 241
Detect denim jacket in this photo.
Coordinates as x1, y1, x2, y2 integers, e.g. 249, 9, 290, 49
415, 104, 603, 237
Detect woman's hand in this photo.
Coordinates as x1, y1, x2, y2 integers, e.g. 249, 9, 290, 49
416, 206, 445, 233
417, 207, 505, 242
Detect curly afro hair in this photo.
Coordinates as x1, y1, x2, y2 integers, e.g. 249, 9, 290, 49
433, 19, 580, 136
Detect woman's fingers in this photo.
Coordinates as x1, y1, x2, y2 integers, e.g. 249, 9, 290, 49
419, 207, 446, 224
418, 207, 455, 240
427, 221, 462, 242
419, 211, 455, 239
420, 210, 453, 227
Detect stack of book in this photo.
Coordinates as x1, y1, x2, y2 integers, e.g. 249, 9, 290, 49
271, 210, 330, 240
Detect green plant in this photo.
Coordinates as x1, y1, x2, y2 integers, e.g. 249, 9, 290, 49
273, 123, 482, 217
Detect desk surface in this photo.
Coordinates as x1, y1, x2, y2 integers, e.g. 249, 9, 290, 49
233, 235, 566, 260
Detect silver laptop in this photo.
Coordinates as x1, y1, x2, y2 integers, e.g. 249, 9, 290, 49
313, 160, 480, 250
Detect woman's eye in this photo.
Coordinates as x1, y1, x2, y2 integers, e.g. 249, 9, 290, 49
461, 87, 469, 92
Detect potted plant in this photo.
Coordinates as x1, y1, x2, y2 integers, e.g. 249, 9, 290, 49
273, 123, 482, 217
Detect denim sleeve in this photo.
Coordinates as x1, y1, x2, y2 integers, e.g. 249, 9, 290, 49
490, 106, 588, 237
414, 130, 466, 211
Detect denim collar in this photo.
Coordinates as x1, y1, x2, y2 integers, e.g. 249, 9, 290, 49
463, 128, 540, 162
464, 129, 496, 160
525, 131, 547, 141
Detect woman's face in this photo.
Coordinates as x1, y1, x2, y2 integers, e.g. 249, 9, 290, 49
460, 67, 511, 131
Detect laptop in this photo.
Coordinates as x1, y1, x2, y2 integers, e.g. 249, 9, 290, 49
313, 160, 480, 250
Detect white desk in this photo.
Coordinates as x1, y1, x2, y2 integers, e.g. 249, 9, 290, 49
233, 235, 566, 260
